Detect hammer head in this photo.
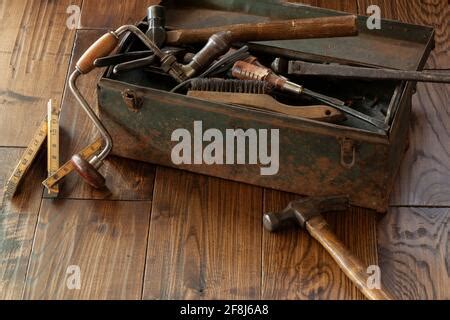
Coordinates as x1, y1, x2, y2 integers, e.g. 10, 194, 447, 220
263, 196, 349, 232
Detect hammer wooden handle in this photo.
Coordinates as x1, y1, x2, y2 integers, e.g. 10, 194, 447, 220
306, 215, 394, 300
166, 15, 358, 45
77, 32, 119, 74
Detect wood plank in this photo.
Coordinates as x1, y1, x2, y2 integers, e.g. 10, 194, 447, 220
377, 207, 449, 299
358, 0, 449, 300
23, 199, 152, 299
356, 0, 395, 18
288, 0, 358, 12
143, 168, 263, 300
262, 190, 380, 299
391, 67, 450, 206
263, 0, 378, 300
391, 0, 449, 206
80, 0, 161, 29
0, 147, 46, 299
0, 0, 81, 147
358, 0, 449, 207
357, 0, 449, 48
56, 29, 156, 200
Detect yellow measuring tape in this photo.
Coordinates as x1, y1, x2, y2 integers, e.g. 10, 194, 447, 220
42, 138, 103, 191
2, 115, 48, 206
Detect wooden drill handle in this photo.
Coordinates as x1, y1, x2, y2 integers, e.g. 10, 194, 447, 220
306, 215, 394, 300
76, 32, 119, 74
71, 154, 106, 189
166, 15, 358, 45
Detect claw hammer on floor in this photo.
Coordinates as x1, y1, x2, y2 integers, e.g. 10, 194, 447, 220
263, 196, 394, 300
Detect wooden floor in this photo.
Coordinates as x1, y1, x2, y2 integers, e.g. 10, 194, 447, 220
0, 0, 448, 300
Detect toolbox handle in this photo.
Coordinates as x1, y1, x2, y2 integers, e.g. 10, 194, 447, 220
77, 32, 119, 74
340, 138, 356, 169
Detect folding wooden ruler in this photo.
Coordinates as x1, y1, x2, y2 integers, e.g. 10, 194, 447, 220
1, 114, 48, 207
42, 138, 103, 191
46, 99, 60, 197
1, 100, 103, 207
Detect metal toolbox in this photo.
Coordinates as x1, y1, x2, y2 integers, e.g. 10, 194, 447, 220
96, 0, 434, 212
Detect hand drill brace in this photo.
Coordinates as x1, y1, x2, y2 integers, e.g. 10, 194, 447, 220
69, 25, 232, 188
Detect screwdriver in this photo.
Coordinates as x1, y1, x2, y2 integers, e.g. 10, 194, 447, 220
231, 61, 387, 130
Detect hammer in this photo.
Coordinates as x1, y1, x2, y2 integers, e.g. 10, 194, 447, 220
146, 5, 166, 47
263, 196, 394, 300
145, 5, 358, 47
146, 5, 234, 79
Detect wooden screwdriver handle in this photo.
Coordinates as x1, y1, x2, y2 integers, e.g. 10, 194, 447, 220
77, 32, 119, 74
166, 15, 358, 45
306, 215, 395, 300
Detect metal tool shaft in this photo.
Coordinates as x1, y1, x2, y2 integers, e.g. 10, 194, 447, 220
288, 61, 450, 83
69, 70, 112, 166
232, 61, 387, 130
70, 24, 186, 169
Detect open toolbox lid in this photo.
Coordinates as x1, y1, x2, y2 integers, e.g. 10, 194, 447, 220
162, 0, 435, 71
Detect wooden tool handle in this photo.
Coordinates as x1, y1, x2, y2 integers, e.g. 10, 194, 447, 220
306, 215, 394, 300
71, 154, 106, 189
166, 15, 358, 45
77, 32, 119, 74
187, 91, 345, 123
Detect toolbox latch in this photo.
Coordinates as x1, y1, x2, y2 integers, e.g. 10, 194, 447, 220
122, 89, 143, 112
339, 138, 356, 169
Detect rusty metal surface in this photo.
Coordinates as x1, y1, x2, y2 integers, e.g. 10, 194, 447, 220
163, 0, 435, 70
98, 78, 391, 212
287, 61, 450, 83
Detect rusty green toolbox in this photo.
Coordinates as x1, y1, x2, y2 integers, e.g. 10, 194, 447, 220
96, 0, 434, 212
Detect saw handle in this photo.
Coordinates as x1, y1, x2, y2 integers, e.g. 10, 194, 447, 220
306, 215, 394, 300
76, 32, 119, 74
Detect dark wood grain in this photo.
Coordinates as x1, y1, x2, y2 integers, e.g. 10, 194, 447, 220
261, 0, 378, 301
0, 0, 447, 301
143, 167, 263, 300
356, 0, 395, 17
306, 215, 393, 300
23, 199, 152, 299
359, 0, 450, 207
377, 207, 449, 299
289, 0, 358, 12
262, 190, 379, 300
56, 30, 156, 200
0, 0, 80, 147
79, 0, 161, 29
0, 148, 46, 299
357, 0, 450, 300
390, 0, 450, 206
